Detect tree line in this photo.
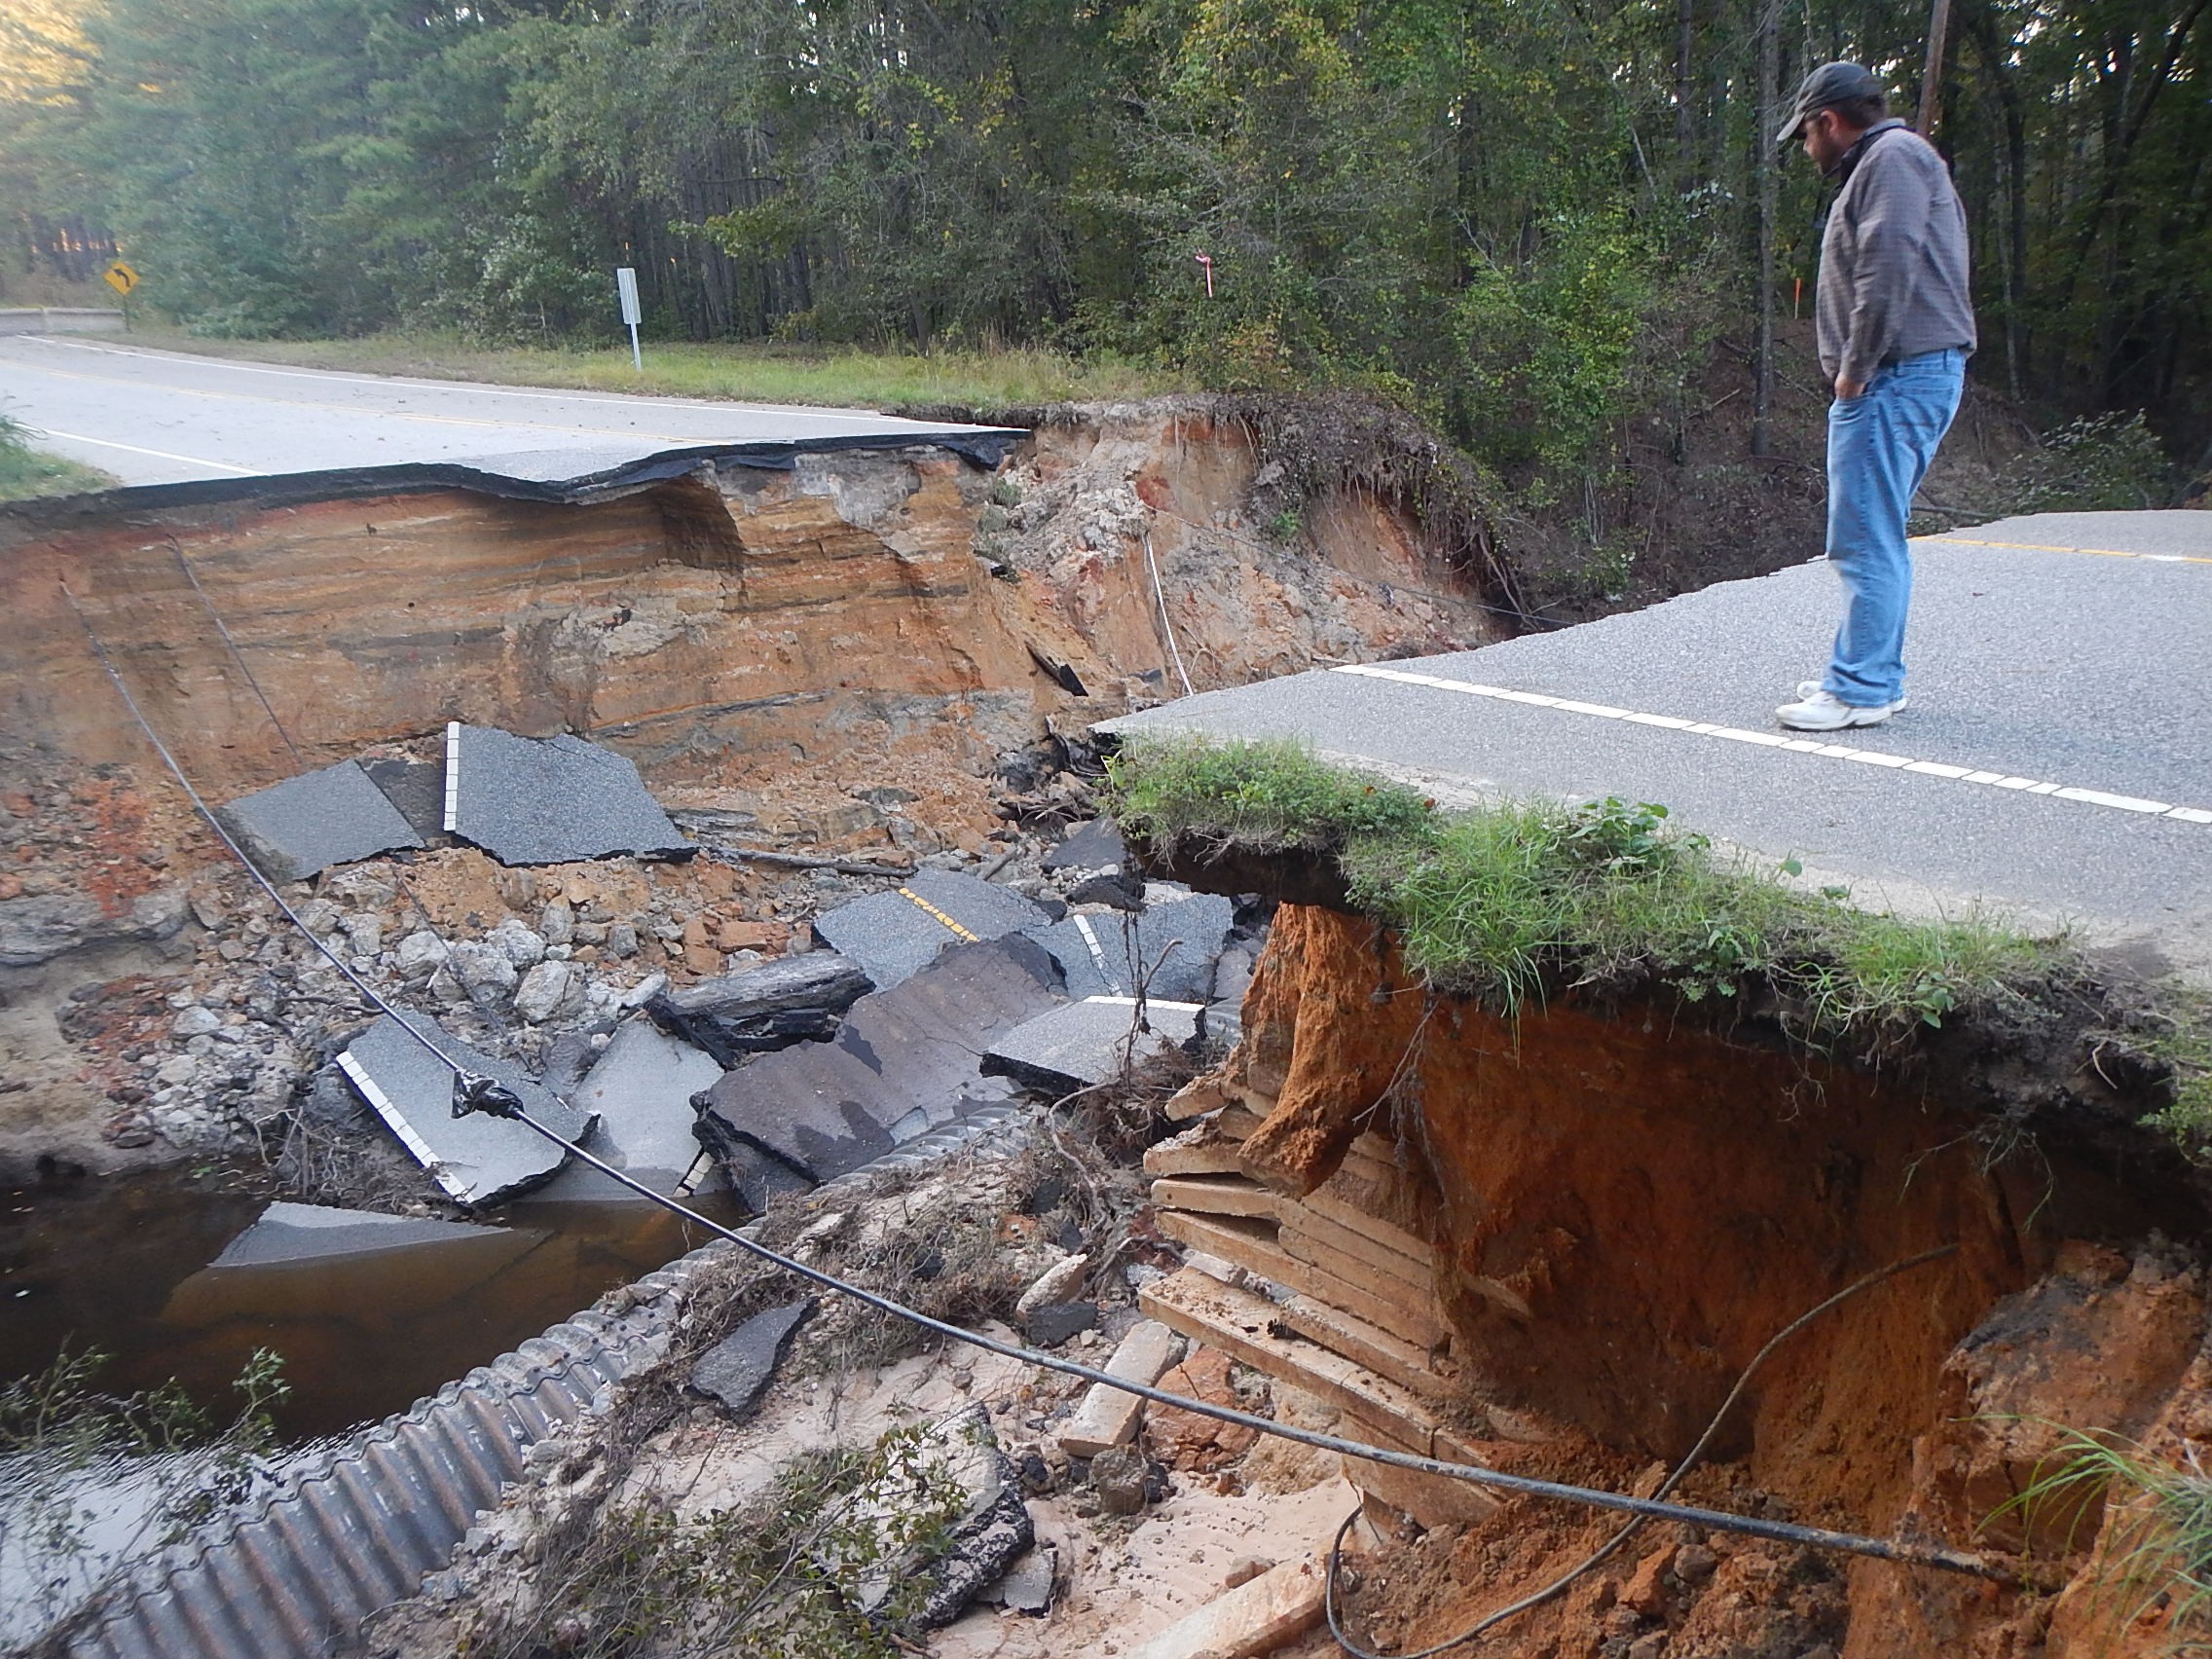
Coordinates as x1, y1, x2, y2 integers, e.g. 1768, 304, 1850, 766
3, 0, 2206, 485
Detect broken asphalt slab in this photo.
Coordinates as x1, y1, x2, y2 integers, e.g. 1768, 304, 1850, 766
984, 996, 1203, 1092
215, 759, 425, 883
688, 1298, 814, 1416
694, 934, 1063, 1207
813, 867, 1056, 990
338, 1012, 596, 1206
443, 722, 692, 866
1042, 818, 1127, 872
1025, 892, 1235, 1004
162, 1201, 547, 1326
524, 1017, 725, 1202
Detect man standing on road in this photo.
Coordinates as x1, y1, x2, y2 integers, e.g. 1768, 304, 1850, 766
1773, 62, 1975, 732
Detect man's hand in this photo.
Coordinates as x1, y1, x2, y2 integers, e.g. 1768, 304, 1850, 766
1835, 375, 1865, 400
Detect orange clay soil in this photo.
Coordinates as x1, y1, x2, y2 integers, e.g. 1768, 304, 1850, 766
1211, 904, 2212, 1659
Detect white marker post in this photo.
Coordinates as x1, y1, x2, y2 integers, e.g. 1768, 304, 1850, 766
615, 267, 643, 372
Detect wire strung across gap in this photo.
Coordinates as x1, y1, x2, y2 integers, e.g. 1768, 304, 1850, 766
158, 543, 528, 1043
1323, 1244, 1962, 1658
62, 578, 2009, 1602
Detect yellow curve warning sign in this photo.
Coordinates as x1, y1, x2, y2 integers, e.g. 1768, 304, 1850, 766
103, 260, 139, 296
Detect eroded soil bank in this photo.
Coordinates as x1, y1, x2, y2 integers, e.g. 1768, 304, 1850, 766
1177, 902, 2210, 1658
0, 401, 1506, 1180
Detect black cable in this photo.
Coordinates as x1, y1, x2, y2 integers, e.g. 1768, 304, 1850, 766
62, 580, 481, 1085
65, 578, 2007, 1591
1322, 1244, 1961, 1657
155, 552, 548, 1046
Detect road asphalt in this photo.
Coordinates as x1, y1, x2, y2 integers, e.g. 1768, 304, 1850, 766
1104, 513, 2212, 974
0, 334, 1004, 486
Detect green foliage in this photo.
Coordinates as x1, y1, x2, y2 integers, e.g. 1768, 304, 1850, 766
0, 403, 118, 499
1995, 1427, 2212, 1647
2138, 993, 2212, 1164
2003, 412, 2176, 513
1107, 736, 1438, 856
461, 1421, 975, 1659
1, 1345, 289, 1648
1110, 736, 2061, 1045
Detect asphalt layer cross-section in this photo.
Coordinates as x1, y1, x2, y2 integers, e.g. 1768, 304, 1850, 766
1104, 512, 2212, 973
0, 333, 1006, 486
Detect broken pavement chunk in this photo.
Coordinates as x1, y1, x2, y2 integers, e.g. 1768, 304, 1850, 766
163, 1201, 544, 1326
1041, 817, 1127, 872
215, 759, 426, 883
359, 756, 448, 842
693, 935, 1063, 1208
983, 995, 1202, 1092
526, 1016, 724, 1202
1026, 892, 1235, 1004
443, 722, 691, 866
813, 867, 1053, 990
688, 1298, 813, 1415
338, 1012, 594, 1206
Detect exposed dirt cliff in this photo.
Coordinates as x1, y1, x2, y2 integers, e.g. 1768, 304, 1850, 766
1192, 901, 2212, 1659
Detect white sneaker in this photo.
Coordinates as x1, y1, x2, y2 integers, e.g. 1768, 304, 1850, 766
1776, 687, 1900, 731
1796, 680, 1907, 712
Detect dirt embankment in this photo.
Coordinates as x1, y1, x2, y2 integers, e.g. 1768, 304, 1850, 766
1192, 901, 2211, 1659
0, 409, 1508, 1175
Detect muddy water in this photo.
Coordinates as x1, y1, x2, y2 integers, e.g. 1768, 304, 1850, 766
1, 1163, 741, 1439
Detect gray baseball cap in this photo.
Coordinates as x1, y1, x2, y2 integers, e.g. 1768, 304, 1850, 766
1775, 61, 1884, 144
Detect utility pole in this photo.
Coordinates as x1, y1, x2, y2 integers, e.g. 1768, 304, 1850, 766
1751, 0, 1782, 458
1916, 0, 1953, 136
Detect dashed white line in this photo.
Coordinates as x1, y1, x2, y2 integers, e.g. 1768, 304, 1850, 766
1330, 663, 2208, 827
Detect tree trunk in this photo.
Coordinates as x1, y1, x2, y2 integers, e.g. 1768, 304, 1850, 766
1751, 0, 1781, 458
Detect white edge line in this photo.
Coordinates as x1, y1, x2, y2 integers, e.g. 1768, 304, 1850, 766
442, 721, 461, 832
338, 1052, 464, 1199
22, 334, 993, 431
1087, 996, 1206, 1013
1329, 662, 2209, 828
1072, 913, 1120, 991
31, 425, 260, 475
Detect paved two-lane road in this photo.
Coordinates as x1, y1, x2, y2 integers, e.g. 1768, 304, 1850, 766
0, 334, 1004, 486
1106, 514, 2212, 972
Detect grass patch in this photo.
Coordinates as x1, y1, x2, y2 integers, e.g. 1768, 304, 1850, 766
1997, 1428, 2212, 1646
0, 405, 120, 500
2138, 991, 2212, 1161
121, 327, 1181, 412
1107, 735, 2062, 1051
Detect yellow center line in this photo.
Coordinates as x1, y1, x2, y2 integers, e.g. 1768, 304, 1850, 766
8, 359, 710, 443
898, 888, 982, 942
1916, 534, 2212, 567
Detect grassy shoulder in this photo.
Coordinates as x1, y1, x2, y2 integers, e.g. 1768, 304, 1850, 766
120, 326, 1182, 412
0, 408, 121, 500
1106, 734, 2158, 1062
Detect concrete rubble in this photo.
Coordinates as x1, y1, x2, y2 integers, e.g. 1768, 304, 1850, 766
644, 951, 872, 1066
985, 995, 1205, 1092
691, 934, 1064, 1207
337, 1012, 595, 1206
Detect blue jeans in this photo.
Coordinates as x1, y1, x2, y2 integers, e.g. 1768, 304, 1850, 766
1823, 349, 1967, 707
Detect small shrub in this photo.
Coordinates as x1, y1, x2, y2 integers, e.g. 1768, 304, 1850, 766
2001, 411, 2172, 514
